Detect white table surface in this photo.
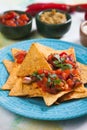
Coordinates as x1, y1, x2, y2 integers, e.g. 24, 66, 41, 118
0, 1, 87, 130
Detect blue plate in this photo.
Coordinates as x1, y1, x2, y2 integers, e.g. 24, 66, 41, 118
0, 38, 87, 120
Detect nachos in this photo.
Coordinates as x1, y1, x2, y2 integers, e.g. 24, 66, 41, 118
2, 43, 87, 106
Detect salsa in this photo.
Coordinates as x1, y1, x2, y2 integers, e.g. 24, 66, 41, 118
17, 51, 82, 94
23, 69, 70, 94
22, 52, 82, 94
47, 52, 81, 89
47, 52, 76, 69
34, 70, 69, 94
0, 11, 30, 27
14, 51, 27, 64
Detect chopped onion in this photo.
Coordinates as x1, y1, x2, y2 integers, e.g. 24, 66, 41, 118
22, 77, 32, 84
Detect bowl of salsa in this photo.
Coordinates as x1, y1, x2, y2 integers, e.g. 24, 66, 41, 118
0, 10, 32, 39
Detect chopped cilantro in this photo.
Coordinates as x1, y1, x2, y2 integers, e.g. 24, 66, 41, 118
36, 75, 42, 80
32, 71, 43, 80
32, 71, 38, 76
53, 61, 72, 70
53, 79, 61, 85
62, 64, 72, 70
53, 60, 60, 65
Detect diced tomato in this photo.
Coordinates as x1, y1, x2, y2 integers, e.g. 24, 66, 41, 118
15, 51, 26, 59
17, 19, 27, 26
20, 14, 29, 21
46, 86, 58, 94
10, 11, 18, 17
47, 54, 53, 62
55, 69, 62, 75
60, 52, 67, 57
37, 77, 58, 94
63, 69, 71, 76
72, 69, 79, 76
43, 70, 49, 76
43, 77, 48, 84
3, 14, 13, 20
1, 18, 5, 24
61, 69, 71, 80
37, 80, 42, 88
3, 11, 18, 20
51, 70, 55, 74
37, 77, 47, 91
67, 78, 74, 88
0, 11, 30, 27
5, 20, 16, 26
58, 81, 64, 89
62, 83, 71, 91
61, 72, 69, 80
16, 55, 25, 64
38, 69, 44, 74
75, 80, 81, 87
65, 60, 75, 67
15, 51, 27, 64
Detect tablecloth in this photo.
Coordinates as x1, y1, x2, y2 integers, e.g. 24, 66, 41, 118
0, 0, 87, 130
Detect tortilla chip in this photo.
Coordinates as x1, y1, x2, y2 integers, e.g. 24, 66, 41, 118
3, 59, 14, 74
9, 44, 52, 97
9, 77, 42, 97
9, 79, 70, 106
10, 47, 87, 85
34, 43, 76, 59
9, 78, 41, 97
2, 49, 23, 90
77, 62, 87, 84
17, 43, 52, 76
23, 83, 42, 97
58, 62, 87, 103
14, 43, 72, 106
58, 88, 87, 102
2, 46, 43, 96
6, 47, 70, 100
2, 63, 20, 90
11, 44, 86, 105
9, 78, 27, 96
9, 70, 70, 104
3, 43, 87, 106
2, 48, 26, 91
37, 45, 85, 92
43, 90, 70, 106
11, 48, 23, 60
35, 43, 87, 105
32, 42, 56, 58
